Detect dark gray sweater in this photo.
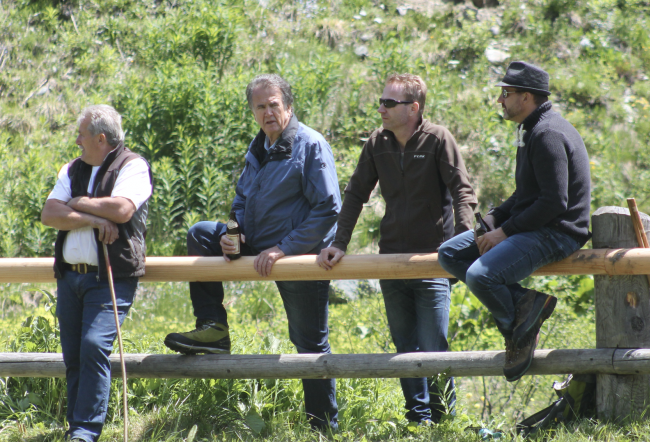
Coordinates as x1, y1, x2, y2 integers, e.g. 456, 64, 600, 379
491, 102, 592, 245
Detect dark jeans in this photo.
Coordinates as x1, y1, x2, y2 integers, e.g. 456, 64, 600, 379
56, 270, 137, 442
379, 278, 456, 423
438, 227, 580, 339
187, 221, 338, 429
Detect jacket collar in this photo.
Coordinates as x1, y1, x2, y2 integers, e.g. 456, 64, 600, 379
271, 113, 299, 154
91, 141, 126, 195
521, 101, 552, 132
250, 113, 299, 164
379, 117, 425, 147
71, 141, 127, 197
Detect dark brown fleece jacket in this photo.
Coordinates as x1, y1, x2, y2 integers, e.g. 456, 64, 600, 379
332, 119, 477, 254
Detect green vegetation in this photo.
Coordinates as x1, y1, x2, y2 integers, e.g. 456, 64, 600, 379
0, 276, 600, 441
1, 0, 649, 440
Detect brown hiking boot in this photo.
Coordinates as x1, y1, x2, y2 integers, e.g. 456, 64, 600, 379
512, 290, 557, 349
503, 333, 539, 382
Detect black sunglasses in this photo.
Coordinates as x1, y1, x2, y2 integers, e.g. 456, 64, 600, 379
501, 89, 524, 99
379, 98, 415, 108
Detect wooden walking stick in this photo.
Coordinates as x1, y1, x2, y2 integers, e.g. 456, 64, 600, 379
102, 243, 128, 442
626, 198, 650, 287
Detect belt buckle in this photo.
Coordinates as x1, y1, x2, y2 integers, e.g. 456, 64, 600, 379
73, 263, 88, 274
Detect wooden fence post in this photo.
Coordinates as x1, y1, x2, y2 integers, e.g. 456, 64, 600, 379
592, 206, 650, 420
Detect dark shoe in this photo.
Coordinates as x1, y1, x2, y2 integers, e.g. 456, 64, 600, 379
512, 290, 557, 348
164, 320, 231, 354
503, 334, 539, 382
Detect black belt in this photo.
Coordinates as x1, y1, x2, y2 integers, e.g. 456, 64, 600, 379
64, 263, 99, 274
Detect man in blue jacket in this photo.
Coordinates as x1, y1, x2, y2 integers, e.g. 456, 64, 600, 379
164, 74, 341, 430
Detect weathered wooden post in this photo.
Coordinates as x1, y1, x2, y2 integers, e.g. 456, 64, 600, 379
592, 206, 650, 420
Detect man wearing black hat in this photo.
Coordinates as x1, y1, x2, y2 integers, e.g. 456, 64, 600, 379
438, 61, 591, 381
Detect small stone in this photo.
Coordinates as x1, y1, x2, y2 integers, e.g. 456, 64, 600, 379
36, 85, 49, 96
485, 48, 510, 64
580, 37, 594, 48
354, 45, 369, 58
396, 5, 411, 16
490, 25, 500, 36
359, 9, 367, 16
360, 33, 373, 42
374, 17, 383, 24
353, 14, 361, 20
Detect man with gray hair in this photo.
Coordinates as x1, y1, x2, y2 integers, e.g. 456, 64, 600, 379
318, 73, 477, 425
42, 105, 152, 442
164, 74, 341, 430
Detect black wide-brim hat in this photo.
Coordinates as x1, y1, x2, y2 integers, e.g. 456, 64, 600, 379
496, 61, 551, 96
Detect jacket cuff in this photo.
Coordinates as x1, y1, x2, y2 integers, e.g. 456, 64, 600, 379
489, 208, 510, 226
277, 242, 292, 256
500, 220, 518, 238
330, 240, 348, 253
218, 224, 227, 237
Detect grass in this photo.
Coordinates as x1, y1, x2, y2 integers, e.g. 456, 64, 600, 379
0, 275, 629, 441
2, 0, 650, 439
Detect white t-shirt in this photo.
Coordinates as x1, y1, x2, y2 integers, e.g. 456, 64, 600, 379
47, 158, 152, 265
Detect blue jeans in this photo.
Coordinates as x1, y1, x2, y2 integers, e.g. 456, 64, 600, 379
56, 270, 137, 442
187, 221, 338, 429
379, 278, 456, 423
438, 227, 580, 339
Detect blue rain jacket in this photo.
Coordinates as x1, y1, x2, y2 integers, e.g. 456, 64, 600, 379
220, 114, 341, 255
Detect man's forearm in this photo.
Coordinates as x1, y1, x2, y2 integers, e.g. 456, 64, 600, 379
42, 199, 106, 231
453, 194, 478, 234
68, 196, 135, 224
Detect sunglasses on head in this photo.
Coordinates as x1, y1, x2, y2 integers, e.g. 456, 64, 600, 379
379, 98, 415, 108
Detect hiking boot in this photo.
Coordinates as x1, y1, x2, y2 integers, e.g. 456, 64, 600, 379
512, 290, 557, 349
164, 320, 231, 355
503, 334, 539, 382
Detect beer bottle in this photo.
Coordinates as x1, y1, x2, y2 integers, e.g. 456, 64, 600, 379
226, 210, 241, 260
475, 212, 491, 238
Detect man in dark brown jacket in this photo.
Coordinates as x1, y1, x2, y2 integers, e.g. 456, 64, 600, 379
317, 74, 477, 424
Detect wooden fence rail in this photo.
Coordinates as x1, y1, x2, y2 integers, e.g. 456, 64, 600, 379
3, 247, 650, 283
2, 349, 650, 379
1, 206, 649, 420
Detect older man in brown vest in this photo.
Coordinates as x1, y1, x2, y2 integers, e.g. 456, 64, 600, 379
42, 105, 152, 442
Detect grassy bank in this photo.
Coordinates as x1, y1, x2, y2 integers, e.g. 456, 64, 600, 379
1, 273, 603, 441
2, 0, 650, 439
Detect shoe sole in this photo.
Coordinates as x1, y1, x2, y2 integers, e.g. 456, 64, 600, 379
504, 356, 533, 382
164, 338, 230, 355
515, 295, 557, 349
504, 335, 540, 382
